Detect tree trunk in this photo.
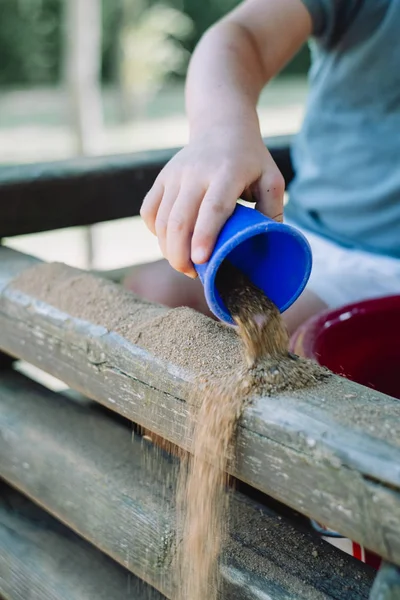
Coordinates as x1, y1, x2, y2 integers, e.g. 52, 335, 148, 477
64, 0, 103, 156
64, 0, 104, 268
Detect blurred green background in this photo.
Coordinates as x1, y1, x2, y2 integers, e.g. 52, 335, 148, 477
0, 0, 310, 274
0, 0, 310, 87
0, 0, 310, 164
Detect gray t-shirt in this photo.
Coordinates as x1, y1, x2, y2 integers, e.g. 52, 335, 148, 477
287, 0, 400, 258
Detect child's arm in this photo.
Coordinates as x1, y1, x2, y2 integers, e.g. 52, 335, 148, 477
141, 0, 312, 277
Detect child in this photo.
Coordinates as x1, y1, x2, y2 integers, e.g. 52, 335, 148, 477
128, 0, 400, 334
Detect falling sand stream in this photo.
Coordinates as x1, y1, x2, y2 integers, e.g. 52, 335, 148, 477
177, 260, 328, 600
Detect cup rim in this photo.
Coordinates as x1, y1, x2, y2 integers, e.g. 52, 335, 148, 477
203, 221, 312, 324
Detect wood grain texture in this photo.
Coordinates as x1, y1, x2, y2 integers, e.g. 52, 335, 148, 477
0, 483, 165, 600
0, 137, 293, 237
0, 247, 399, 566
0, 372, 374, 600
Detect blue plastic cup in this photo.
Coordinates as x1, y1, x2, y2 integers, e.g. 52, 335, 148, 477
194, 203, 312, 325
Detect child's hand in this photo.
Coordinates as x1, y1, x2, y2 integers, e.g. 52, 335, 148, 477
140, 0, 312, 278
140, 127, 285, 278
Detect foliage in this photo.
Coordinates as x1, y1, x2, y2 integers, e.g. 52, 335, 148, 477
119, 0, 192, 111
0, 0, 62, 85
0, 0, 309, 87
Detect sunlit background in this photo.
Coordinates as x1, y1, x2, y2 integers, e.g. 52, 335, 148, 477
1, 0, 310, 271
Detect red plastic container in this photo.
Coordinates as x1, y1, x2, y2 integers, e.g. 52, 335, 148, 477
290, 295, 400, 569
290, 295, 400, 399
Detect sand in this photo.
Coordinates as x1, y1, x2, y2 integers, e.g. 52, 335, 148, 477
12, 262, 323, 390
12, 260, 330, 600
176, 261, 329, 600
14, 260, 396, 451
12, 262, 243, 378
216, 260, 289, 363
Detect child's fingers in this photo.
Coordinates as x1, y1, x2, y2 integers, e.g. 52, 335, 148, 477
252, 168, 285, 222
166, 184, 206, 277
140, 179, 165, 235
155, 184, 181, 257
191, 177, 242, 264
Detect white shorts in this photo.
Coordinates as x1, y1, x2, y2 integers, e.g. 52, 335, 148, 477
288, 221, 400, 308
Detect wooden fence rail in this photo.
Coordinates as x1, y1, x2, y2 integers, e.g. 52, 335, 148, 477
0, 371, 374, 599
0, 246, 399, 568
0, 483, 165, 600
0, 136, 294, 238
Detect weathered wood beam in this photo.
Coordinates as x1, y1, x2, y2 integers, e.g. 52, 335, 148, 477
0, 247, 400, 565
0, 483, 165, 600
0, 137, 293, 237
0, 371, 374, 599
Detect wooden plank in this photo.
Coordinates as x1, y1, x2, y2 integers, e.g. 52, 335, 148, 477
0, 248, 399, 565
0, 483, 165, 600
0, 137, 293, 237
0, 371, 374, 600
0, 247, 40, 292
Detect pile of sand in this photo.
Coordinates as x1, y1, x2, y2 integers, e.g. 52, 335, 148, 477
12, 260, 329, 600
177, 261, 329, 600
